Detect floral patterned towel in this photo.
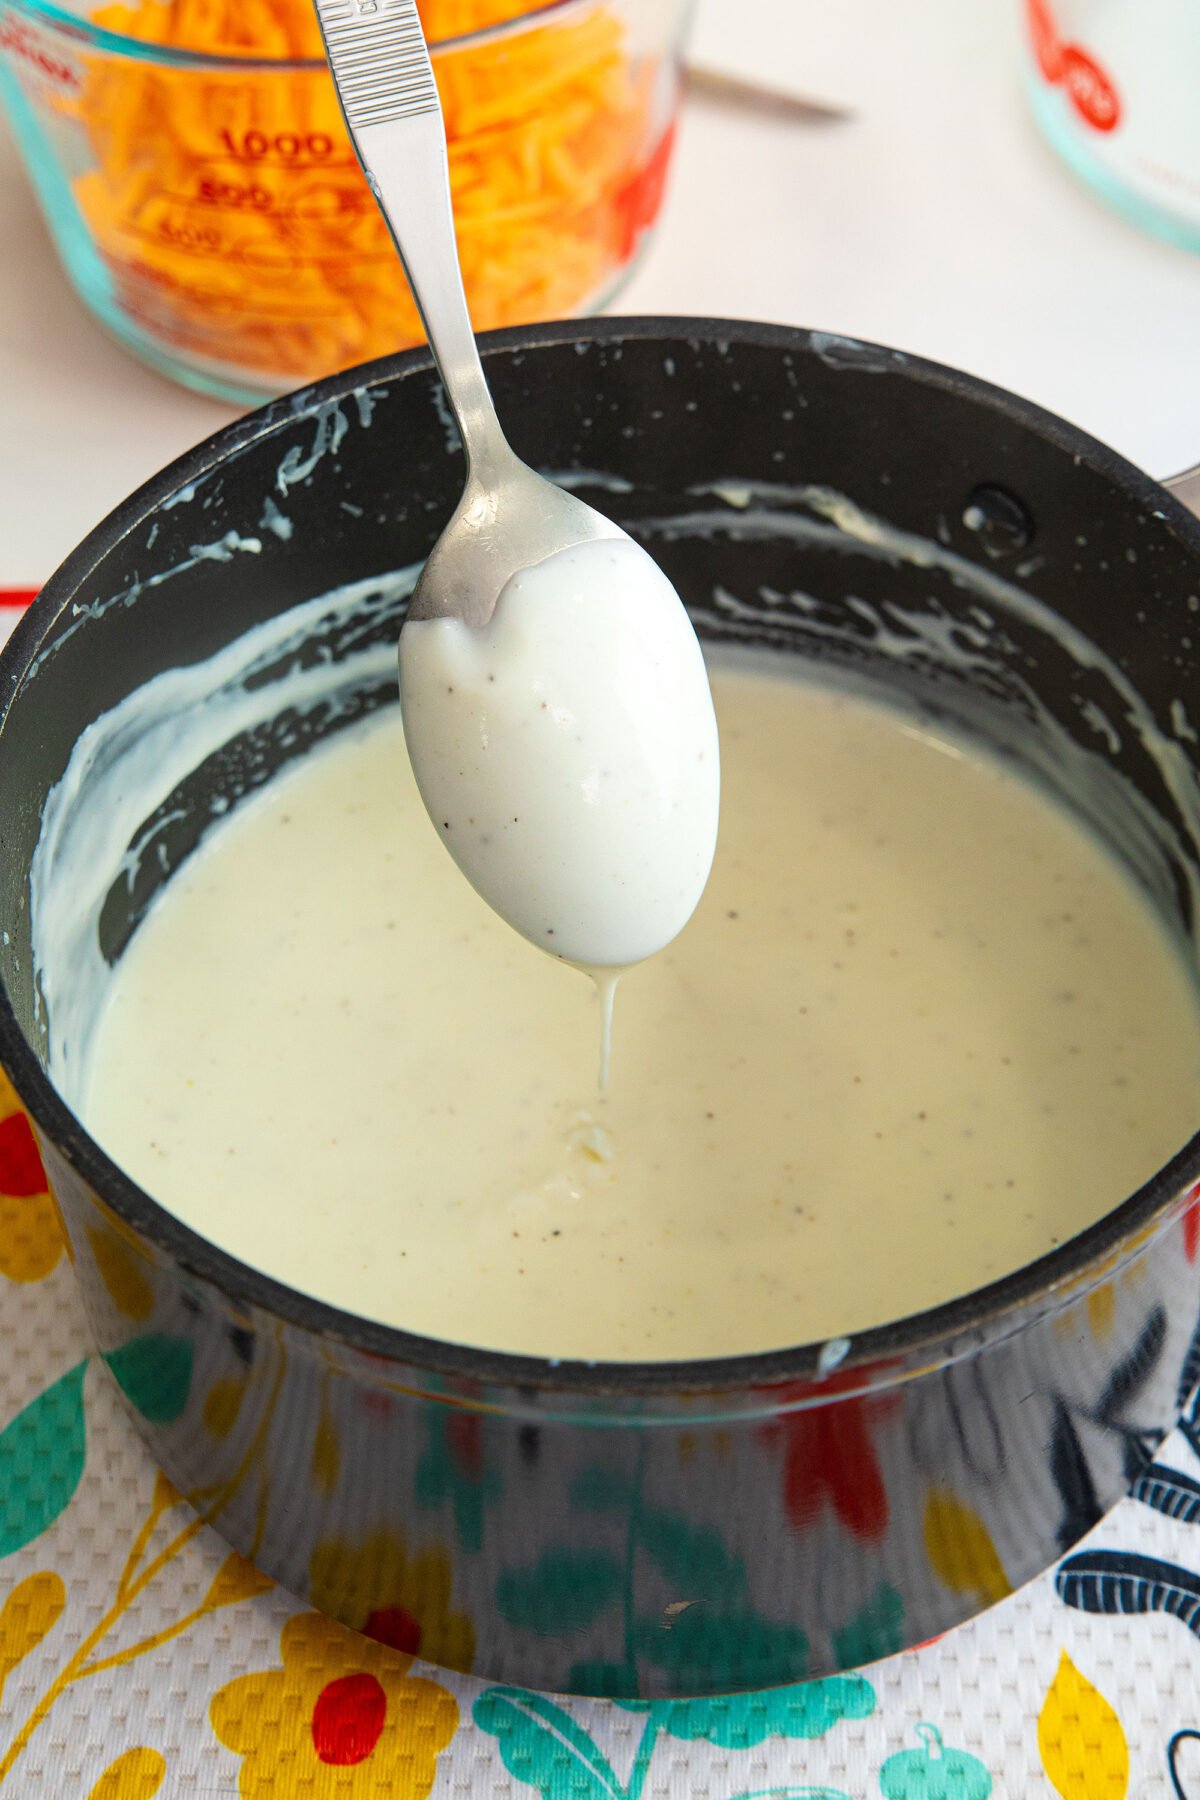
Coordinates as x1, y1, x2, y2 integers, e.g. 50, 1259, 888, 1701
6, 1073, 1200, 1797
0, 604, 1198, 1798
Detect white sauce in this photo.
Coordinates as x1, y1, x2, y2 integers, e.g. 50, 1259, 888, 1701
77, 664, 1200, 1361
397, 539, 720, 970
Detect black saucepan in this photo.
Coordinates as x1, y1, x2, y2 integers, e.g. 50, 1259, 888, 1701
3, 319, 1200, 1697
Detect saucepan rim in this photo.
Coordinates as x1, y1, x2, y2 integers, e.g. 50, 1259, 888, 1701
4, 314, 1200, 1405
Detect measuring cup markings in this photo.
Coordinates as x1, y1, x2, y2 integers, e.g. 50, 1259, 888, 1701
182, 182, 275, 211
217, 127, 335, 159
171, 178, 367, 215
118, 216, 222, 253
0, 17, 80, 90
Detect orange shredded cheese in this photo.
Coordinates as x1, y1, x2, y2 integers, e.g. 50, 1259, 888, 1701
65, 0, 674, 386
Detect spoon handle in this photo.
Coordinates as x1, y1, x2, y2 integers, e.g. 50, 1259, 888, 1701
313, 0, 510, 481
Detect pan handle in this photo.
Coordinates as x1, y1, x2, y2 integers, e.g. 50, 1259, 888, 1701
1165, 464, 1200, 518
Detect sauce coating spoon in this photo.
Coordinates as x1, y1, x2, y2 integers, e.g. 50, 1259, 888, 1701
313, 0, 720, 975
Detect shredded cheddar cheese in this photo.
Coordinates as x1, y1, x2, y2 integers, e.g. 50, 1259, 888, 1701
65, 0, 672, 386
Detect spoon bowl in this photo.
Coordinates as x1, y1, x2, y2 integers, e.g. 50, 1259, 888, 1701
313, 0, 721, 971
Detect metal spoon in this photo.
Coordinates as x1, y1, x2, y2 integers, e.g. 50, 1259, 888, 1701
312, 0, 626, 627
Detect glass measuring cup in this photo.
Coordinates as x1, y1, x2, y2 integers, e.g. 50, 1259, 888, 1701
0, 0, 686, 401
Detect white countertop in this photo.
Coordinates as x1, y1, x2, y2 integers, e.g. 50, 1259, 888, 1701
2, 0, 1199, 586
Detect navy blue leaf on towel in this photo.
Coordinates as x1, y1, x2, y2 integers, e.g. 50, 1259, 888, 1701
1096, 1306, 1167, 1425
1131, 1463, 1200, 1526
1180, 1406, 1200, 1468
1169, 1728, 1200, 1799
1057, 1549, 1200, 1637
1049, 1401, 1101, 1553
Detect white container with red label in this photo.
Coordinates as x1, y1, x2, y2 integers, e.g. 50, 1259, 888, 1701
1023, 0, 1200, 251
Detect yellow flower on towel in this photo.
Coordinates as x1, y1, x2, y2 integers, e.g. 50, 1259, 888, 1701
210, 1610, 457, 1798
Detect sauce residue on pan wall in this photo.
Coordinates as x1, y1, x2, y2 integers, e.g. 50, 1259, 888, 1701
28, 473, 1200, 1361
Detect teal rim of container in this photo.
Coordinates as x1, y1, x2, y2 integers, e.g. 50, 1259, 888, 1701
1025, 70, 1200, 257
